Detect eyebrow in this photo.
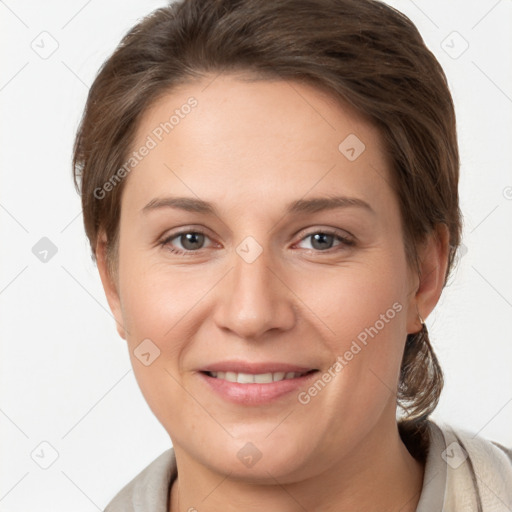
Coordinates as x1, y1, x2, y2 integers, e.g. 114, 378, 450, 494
141, 194, 376, 216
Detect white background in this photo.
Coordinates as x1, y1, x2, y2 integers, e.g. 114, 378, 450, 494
1, 0, 511, 510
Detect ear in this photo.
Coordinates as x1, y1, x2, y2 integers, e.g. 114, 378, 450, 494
406, 223, 450, 335
95, 231, 127, 340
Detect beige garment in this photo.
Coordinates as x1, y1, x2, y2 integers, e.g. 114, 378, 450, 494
104, 419, 512, 511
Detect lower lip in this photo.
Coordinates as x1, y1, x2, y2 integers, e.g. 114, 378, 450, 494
198, 371, 319, 405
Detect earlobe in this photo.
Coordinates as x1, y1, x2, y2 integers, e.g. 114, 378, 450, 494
95, 232, 127, 340
407, 224, 450, 335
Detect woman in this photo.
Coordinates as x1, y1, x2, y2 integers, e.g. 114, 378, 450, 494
72, 0, 512, 510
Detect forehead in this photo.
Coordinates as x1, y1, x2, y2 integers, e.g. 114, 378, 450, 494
123, 73, 395, 219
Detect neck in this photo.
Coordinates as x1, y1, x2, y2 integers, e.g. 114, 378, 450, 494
169, 418, 425, 512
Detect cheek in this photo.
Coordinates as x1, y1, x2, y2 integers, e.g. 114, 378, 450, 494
296, 251, 409, 394
297, 255, 407, 344
118, 248, 200, 343
119, 266, 197, 431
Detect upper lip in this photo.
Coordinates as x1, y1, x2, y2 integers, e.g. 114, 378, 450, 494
199, 361, 317, 374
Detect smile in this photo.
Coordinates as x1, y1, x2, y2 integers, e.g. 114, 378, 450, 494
199, 369, 319, 405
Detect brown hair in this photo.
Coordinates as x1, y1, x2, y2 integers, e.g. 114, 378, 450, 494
72, 0, 463, 427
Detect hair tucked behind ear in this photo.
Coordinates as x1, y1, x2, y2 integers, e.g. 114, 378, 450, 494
399, 324, 444, 420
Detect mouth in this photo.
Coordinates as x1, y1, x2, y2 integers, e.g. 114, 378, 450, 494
198, 367, 320, 405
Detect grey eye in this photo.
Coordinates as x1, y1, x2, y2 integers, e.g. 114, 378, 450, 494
178, 232, 206, 250
309, 233, 336, 250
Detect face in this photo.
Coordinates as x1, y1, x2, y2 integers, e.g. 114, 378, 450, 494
98, 73, 436, 483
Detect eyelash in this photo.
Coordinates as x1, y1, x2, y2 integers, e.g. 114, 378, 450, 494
159, 228, 355, 256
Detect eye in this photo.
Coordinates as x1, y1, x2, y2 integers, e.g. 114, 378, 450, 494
295, 229, 355, 252
160, 229, 213, 255
160, 228, 355, 256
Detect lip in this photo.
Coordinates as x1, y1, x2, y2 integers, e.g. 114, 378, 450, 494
198, 367, 320, 405
199, 360, 316, 374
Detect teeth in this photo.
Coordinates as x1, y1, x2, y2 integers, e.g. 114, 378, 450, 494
208, 371, 305, 383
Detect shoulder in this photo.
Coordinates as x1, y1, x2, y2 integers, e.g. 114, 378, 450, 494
104, 448, 177, 512
427, 419, 512, 510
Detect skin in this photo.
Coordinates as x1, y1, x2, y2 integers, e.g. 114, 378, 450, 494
96, 73, 449, 512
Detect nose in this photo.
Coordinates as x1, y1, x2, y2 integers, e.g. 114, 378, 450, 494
212, 244, 296, 340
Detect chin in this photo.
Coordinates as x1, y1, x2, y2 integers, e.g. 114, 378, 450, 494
196, 435, 314, 482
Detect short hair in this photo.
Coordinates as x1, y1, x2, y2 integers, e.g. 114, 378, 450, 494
72, 0, 463, 430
